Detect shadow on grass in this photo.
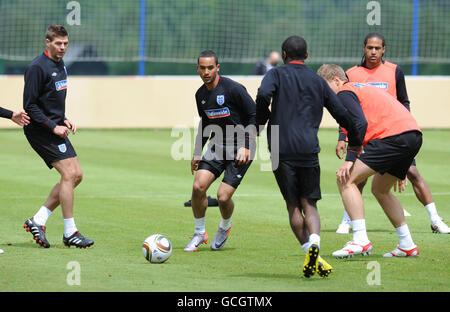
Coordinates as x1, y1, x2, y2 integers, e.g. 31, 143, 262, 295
321, 228, 394, 234
172, 247, 237, 253
229, 272, 327, 282
1, 241, 45, 250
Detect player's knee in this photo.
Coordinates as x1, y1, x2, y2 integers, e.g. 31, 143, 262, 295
357, 179, 367, 191
61, 167, 82, 186
74, 169, 83, 186
192, 181, 207, 196
371, 183, 388, 198
336, 178, 348, 192
371, 184, 380, 197
217, 191, 232, 204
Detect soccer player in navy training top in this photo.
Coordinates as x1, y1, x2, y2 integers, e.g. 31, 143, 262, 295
256, 36, 365, 278
22, 25, 93, 249
185, 50, 256, 252
0, 106, 30, 254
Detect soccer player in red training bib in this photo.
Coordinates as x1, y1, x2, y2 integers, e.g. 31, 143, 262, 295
185, 50, 256, 252
22, 25, 93, 249
318, 64, 422, 258
0, 106, 30, 254
256, 36, 367, 277
335, 32, 449, 234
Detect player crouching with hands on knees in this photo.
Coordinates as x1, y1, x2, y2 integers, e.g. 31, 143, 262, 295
317, 64, 421, 258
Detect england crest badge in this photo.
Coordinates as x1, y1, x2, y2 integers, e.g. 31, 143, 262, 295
58, 143, 67, 153
216, 95, 225, 105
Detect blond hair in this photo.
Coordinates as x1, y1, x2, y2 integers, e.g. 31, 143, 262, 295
317, 64, 347, 82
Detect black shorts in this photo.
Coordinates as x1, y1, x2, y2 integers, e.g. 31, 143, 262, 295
273, 160, 321, 204
359, 130, 422, 180
198, 154, 252, 189
24, 126, 77, 169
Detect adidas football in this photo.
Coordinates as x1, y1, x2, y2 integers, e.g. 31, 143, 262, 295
142, 234, 172, 263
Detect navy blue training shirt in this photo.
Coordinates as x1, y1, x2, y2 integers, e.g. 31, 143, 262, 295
194, 76, 256, 156
23, 51, 68, 131
0, 107, 13, 119
256, 61, 364, 163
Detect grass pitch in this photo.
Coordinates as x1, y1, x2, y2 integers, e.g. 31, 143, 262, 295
0, 128, 449, 292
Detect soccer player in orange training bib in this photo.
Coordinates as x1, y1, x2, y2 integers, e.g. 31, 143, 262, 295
318, 64, 422, 258
335, 32, 449, 234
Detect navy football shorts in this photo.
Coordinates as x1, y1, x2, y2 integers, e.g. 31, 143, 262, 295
24, 125, 77, 169
197, 146, 252, 189
273, 160, 321, 204
358, 130, 422, 180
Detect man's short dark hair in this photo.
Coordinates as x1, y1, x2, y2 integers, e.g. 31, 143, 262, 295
46, 24, 68, 41
281, 36, 307, 61
198, 50, 218, 65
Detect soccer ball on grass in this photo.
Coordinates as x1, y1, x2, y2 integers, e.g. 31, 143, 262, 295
142, 234, 172, 263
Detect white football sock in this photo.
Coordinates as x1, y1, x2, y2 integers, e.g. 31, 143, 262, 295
301, 242, 311, 253
63, 218, 78, 238
352, 219, 370, 245
309, 233, 320, 248
396, 224, 415, 250
33, 206, 52, 226
219, 217, 232, 230
194, 216, 206, 234
425, 203, 439, 223
342, 209, 351, 224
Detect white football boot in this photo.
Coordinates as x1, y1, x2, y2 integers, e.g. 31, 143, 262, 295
383, 245, 419, 257
184, 232, 209, 252
336, 222, 351, 234
332, 241, 373, 259
431, 218, 450, 234
211, 226, 231, 251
